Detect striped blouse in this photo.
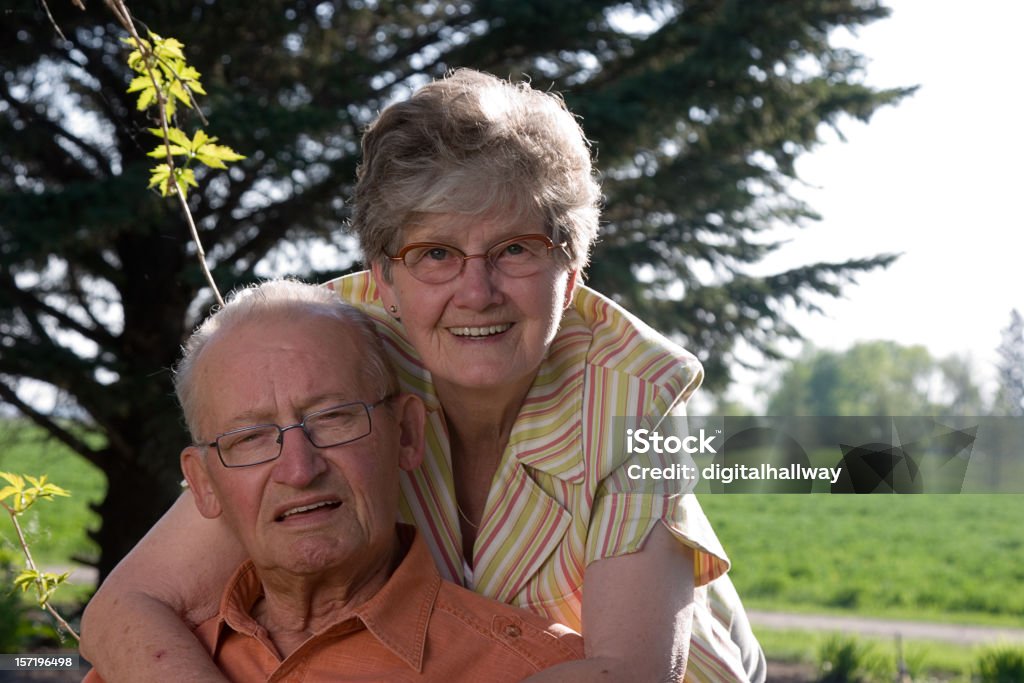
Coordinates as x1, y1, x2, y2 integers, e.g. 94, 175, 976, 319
327, 271, 754, 682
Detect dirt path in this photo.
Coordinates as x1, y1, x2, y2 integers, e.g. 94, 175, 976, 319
749, 609, 1024, 644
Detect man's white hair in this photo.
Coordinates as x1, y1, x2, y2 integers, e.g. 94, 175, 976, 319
173, 279, 397, 441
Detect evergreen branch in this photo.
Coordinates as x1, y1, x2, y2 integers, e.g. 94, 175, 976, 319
0, 271, 118, 350
64, 262, 112, 334
0, 84, 101, 183
0, 81, 113, 177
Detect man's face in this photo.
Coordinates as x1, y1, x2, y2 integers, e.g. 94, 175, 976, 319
181, 312, 422, 578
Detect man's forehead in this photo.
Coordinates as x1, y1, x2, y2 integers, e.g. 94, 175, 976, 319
198, 312, 369, 393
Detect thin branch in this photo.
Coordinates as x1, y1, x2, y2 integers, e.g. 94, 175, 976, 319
2, 507, 80, 641
34, 0, 78, 42
0, 272, 118, 350
103, 0, 224, 307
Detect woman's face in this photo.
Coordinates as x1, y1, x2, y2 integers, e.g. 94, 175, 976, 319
372, 211, 577, 399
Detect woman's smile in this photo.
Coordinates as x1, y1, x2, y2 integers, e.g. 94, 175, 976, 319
447, 323, 513, 338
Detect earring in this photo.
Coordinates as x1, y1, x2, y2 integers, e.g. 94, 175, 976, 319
389, 305, 398, 314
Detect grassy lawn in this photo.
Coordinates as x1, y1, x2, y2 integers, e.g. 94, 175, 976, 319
756, 628, 987, 682
701, 493, 1024, 627
0, 421, 106, 568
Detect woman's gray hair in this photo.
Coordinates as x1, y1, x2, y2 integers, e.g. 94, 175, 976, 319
173, 279, 397, 441
352, 68, 601, 278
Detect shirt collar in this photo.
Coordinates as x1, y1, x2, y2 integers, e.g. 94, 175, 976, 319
212, 525, 437, 673
349, 525, 437, 672
505, 300, 588, 481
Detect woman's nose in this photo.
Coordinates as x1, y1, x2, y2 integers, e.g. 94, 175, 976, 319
452, 256, 502, 309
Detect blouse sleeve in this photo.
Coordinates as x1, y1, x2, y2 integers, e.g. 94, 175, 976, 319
583, 382, 731, 587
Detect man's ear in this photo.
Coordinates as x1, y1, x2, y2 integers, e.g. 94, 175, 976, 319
370, 262, 399, 317
181, 446, 223, 519
392, 393, 426, 472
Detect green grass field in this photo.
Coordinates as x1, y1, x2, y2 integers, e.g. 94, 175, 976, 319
701, 493, 1024, 627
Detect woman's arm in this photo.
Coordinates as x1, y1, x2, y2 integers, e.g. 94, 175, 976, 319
80, 491, 244, 682
522, 523, 695, 682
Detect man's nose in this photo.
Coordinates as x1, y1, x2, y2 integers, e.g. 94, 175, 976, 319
271, 426, 327, 487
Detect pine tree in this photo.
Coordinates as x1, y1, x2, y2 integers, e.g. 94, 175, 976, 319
994, 310, 1024, 416
0, 0, 910, 574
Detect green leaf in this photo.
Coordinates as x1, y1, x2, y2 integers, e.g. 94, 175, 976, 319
13, 489, 37, 513
190, 129, 212, 150
154, 35, 186, 61
135, 87, 156, 112
148, 164, 172, 195
164, 94, 178, 120
148, 127, 192, 149
177, 64, 203, 85
23, 473, 68, 499
176, 167, 198, 189
13, 570, 38, 592
196, 144, 246, 169
0, 471, 24, 489
126, 76, 152, 94
30, 475, 71, 498
147, 145, 189, 159
121, 35, 149, 51
169, 81, 194, 109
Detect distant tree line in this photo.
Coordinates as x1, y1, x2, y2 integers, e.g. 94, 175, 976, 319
762, 309, 1024, 417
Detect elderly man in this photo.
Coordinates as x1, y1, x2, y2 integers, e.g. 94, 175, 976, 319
85, 279, 582, 682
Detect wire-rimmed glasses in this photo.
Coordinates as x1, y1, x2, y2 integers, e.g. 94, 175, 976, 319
205, 397, 391, 468
386, 233, 567, 284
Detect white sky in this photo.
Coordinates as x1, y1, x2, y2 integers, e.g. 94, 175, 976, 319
733, 0, 1023, 406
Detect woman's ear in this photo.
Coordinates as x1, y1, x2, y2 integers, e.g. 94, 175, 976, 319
180, 446, 223, 520
370, 262, 400, 318
564, 269, 580, 310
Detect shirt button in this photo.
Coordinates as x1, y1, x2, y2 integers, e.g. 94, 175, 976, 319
504, 624, 522, 638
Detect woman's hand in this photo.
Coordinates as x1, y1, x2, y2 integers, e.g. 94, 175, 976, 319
522, 523, 695, 682
81, 491, 243, 682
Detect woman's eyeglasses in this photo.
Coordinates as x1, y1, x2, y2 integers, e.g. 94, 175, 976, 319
387, 233, 567, 284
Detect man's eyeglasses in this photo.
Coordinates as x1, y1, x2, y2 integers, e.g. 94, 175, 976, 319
386, 233, 567, 284
204, 398, 391, 468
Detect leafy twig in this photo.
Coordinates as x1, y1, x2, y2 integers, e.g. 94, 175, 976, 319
41, 0, 242, 307
0, 473, 80, 642
108, 0, 230, 306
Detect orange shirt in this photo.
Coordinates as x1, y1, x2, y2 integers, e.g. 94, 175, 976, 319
85, 526, 582, 683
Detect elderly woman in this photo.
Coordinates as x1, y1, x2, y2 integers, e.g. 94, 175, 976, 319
82, 69, 765, 682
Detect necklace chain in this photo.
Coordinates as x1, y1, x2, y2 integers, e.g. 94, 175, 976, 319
455, 499, 479, 529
